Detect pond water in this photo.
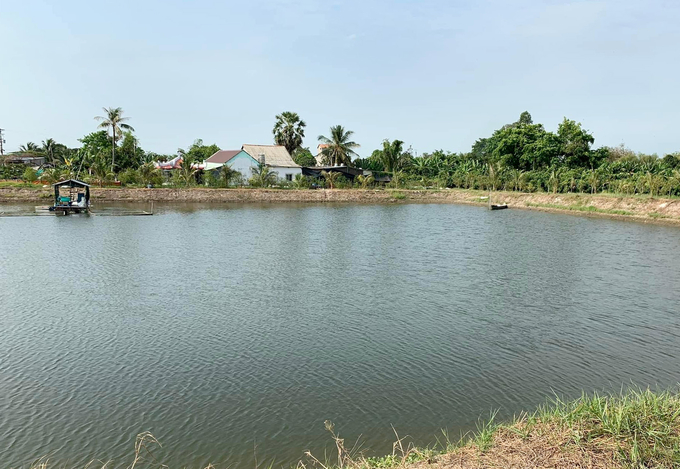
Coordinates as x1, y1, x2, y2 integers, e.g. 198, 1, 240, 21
1, 202, 680, 468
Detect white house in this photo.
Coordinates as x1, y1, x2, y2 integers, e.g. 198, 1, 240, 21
204, 145, 302, 183
241, 144, 302, 182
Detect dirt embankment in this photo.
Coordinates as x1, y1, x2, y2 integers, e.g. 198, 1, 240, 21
2, 187, 679, 224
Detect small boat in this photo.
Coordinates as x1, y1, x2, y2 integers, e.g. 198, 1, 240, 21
490, 204, 508, 211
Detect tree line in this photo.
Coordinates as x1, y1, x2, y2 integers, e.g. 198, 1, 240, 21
4, 109, 680, 196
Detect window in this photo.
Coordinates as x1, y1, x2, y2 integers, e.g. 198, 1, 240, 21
286, 174, 293, 181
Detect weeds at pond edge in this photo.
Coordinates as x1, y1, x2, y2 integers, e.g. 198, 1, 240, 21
24, 388, 680, 469
525, 202, 635, 216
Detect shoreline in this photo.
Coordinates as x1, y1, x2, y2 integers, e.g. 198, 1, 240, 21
2, 186, 679, 225
19, 388, 680, 468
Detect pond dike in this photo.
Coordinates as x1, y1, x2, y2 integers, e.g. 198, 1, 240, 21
1, 187, 679, 225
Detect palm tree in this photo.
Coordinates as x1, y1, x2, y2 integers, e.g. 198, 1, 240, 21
91, 153, 113, 187
41, 138, 57, 164
94, 107, 135, 173
139, 162, 159, 186
318, 125, 360, 166
356, 174, 374, 189
377, 139, 408, 173
321, 170, 341, 189
250, 163, 278, 187
273, 112, 306, 155
218, 164, 239, 187
19, 142, 41, 154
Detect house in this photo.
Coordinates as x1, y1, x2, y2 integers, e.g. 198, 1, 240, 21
4, 153, 45, 167
204, 150, 254, 173
203, 145, 302, 183
242, 144, 302, 182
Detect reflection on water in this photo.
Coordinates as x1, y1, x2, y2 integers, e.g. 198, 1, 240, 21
1, 202, 679, 468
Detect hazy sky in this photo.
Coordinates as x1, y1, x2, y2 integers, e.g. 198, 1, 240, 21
2, 0, 679, 156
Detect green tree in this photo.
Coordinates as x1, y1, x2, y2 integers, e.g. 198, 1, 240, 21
356, 174, 375, 188
179, 139, 220, 164
117, 131, 144, 169
557, 118, 596, 168
91, 153, 114, 186
318, 125, 360, 166
518, 111, 533, 125
217, 164, 239, 187
41, 138, 57, 163
273, 112, 306, 155
374, 139, 412, 173
321, 170, 341, 189
292, 147, 317, 167
249, 163, 278, 187
79, 131, 113, 159
19, 142, 41, 154
22, 167, 37, 183
139, 162, 160, 186
94, 107, 135, 173
493, 123, 556, 171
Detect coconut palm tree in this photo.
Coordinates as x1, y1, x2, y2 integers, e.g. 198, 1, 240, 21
218, 164, 239, 187
41, 138, 57, 164
250, 163, 278, 187
377, 139, 408, 173
94, 107, 135, 173
19, 142, 41, 154
318, 125, 360, 166
273, 112, 306, 155
321, 170, 341, 189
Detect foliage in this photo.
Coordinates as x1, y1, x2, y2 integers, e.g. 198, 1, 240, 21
18, 142, 41, 153
273, 111, 306, 155
293, 174, 312, 189
79, 131, 113, 158
94, 106, 135, 172
321, 170, 341, 189
374, 139, 413, 173
138, 162, 162, 186
356, 174, 375, 188
116, 131, 145, 170
178, 139, 220, 165
318, 125, 360, 166
90, 153, 114, 186
292, 147, 317, 167
22, 167, 38, 183
249, 163, 278, 187
118, 168, 140, 186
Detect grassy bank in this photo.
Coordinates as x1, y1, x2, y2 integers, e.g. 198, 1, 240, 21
22, 389, 680, 469
1, 186, 680, 225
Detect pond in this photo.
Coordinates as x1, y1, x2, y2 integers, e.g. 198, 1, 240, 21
1, 202, 679, 468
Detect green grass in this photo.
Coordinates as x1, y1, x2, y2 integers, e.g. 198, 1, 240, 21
306, 388, 680, 469
0, 181, 46, 189
389, 191, 406, 200
525, 202, 635, 216
648, 212, 672, 219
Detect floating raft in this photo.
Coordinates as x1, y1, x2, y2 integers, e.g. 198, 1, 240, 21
31, 206, 153, 216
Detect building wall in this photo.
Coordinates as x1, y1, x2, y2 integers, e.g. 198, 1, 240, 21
268, 166, 302, 182
228, 152, 259, 179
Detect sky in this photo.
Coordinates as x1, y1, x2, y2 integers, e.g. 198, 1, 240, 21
2, 0, 679, 157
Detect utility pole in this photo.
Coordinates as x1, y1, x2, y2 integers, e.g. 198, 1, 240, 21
0, 128, 5, 156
